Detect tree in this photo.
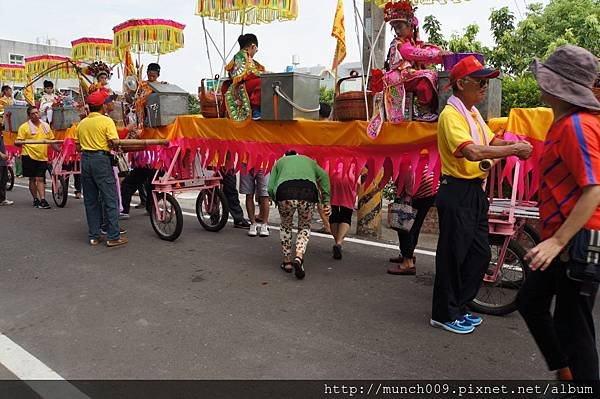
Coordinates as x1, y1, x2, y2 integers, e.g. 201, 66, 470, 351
422, 15, 447, 47
188, 93, 201, 115
447, 24, 489, 55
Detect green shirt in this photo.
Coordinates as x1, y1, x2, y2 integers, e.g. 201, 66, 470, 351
267, 155, 331, 204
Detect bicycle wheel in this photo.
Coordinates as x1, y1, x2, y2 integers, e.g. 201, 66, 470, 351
470, 237, 529, 316
52, 176, 68, 208
150, 193, 183, 241
6, 166, 14, 191
515, 224, 541, 251
195, 188, 229, 232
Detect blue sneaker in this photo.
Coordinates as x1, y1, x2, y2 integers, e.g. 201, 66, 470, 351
462, 313, 483, 327
430, 319, 475, 334
251, 110, 261, 120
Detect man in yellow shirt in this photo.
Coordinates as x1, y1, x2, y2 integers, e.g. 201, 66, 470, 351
78, 90, 127, 247
15, 107, 56, 209
431, 56, 532, 334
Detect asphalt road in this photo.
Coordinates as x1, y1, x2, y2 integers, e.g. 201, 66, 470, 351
0, 183, 597, 384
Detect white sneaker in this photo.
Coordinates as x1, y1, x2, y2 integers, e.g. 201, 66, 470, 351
248, 223, 258, 237
259, 224, 270, 237
119, 212, 130, 220
0, 200, 14, 206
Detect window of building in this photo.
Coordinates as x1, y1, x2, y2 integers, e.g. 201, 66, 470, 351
9, 54, 24, 65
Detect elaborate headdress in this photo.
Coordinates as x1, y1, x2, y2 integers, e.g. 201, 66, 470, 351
85, 61, 112, 80
384, 1, 416, 25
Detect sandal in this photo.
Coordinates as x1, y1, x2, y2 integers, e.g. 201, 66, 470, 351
280, 262, 293, 273
387, 265, 416, 275
292, 256, 305, 279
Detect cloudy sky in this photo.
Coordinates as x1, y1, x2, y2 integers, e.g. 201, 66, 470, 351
2, 0, 545, 93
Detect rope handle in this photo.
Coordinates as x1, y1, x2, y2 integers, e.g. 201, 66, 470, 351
273, 84, 320, 113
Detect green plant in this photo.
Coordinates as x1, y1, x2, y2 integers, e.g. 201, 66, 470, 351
382, 179, 397, 201
188, 93, 201, 115
319, 86, 334, 106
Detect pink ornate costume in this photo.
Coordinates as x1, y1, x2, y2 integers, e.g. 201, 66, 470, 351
367, 1, 445, 139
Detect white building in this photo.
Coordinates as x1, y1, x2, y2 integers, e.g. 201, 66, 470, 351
296, 61, 366, 93
0, 39, 79, 92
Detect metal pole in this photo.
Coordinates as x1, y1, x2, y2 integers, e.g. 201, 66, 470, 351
357, 1, 385, 238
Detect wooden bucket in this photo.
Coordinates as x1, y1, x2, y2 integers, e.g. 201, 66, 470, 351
199, 77, 227, 118
333, 71, 373, 121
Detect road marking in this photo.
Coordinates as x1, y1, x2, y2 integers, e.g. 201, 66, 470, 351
0, 334, 90, 399
13, 183, 436, 258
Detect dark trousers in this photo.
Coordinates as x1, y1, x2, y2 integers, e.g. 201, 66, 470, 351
121, 167, 154, 214
432, 177, 491, 322
518, 260, 599, 383
222, 169, 245, 223
81, 152, 120, 240
0, 166, 7, 202
63, 162, 81, 193
397, 195, 435, 259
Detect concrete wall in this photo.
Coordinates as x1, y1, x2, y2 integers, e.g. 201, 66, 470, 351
0, 39, 79, 91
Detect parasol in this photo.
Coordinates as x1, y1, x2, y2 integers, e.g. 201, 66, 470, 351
0, 64, 27, 83
196, 0, 298, 25
25, 55, 78, 79
112, 18, 186, 56
71, 37, 119, 63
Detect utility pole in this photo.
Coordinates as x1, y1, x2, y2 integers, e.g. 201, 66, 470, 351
357, 1, 386, 238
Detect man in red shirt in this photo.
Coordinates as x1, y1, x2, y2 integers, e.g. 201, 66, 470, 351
518, 45, 600, 387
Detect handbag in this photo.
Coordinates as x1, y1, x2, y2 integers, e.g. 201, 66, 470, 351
387, 193, 416, 233
563, 228, 600, 296
115, 153, 130, 175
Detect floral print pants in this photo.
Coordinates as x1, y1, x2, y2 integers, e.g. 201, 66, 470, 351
277, 200, 314, 259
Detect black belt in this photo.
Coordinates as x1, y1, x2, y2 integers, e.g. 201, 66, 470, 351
441, 175, 484, 185
82, 150, 111, 156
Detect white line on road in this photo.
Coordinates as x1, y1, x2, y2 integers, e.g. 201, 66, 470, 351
13, 183, 437, 257
0, 334, 90, 399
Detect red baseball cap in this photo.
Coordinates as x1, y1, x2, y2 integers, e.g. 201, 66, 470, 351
86, 89, 115, 106
442, 56, 500, 90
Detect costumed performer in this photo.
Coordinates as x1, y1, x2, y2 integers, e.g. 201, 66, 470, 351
368, 0, 451, 138
40, 80, 60, 125
225, 33, 265, 124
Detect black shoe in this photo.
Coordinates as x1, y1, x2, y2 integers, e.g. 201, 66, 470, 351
333, 244, 342, 260
233, 219, 251, 229
292, 257, 305, 280
33, 198, 41, 208
38, 199, 51, 209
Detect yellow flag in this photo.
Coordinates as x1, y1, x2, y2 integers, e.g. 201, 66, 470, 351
331, 0, 346, 71
23, 75, 35, 106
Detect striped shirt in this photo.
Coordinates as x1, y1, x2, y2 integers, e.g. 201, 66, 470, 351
539, 112, 600, 239
414, 163, 439, 199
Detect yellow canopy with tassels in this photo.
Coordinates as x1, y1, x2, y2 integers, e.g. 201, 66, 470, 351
112, 19, 186, 55
196, 0, 298, 25
0, 64, 26, 83
25, 55, 78, 79
71, 38, 119, 63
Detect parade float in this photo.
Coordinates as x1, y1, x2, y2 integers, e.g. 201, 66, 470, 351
1, 0, 565, 315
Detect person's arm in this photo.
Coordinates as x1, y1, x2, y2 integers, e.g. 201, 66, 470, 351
48, 127, 60, 152
461, 141, 532, 161
267, 161, 279, 200
106, 119, 120, 147
315, 162, 331, 206
399, 41, 443, 64
526, 185, 600, 270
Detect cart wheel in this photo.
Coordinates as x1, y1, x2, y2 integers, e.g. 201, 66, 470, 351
515, 224, 541, 251
52, 176, 68, 208
195, 187, 229, 232
150, 193, 183, 241
6, 166, 14, 191
470, 237, 529, 316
